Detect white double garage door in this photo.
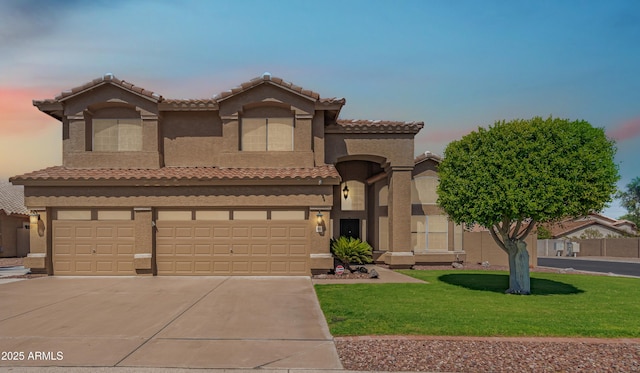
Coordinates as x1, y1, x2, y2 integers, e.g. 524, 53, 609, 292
52, 209, 310, 276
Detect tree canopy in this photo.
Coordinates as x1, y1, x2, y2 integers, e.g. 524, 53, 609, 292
437, 116, 619, 294
617, 177, 640, 227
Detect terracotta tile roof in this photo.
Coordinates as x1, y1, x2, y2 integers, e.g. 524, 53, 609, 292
10, 165, 340, 185
213, 73, 345, 104
0, 182, 29, 216
328, 119, 424, 134
34, 74, 162, 106
414, 151, 442, 164
159, 99, 219, 110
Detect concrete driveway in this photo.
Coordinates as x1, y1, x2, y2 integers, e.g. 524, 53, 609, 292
0, 276, 342, 369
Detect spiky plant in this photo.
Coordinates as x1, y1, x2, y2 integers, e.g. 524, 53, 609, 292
330, 236, 373, 267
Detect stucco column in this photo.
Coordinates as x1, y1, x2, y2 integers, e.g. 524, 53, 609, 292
24, 208, 49, 274
133, 208, 153, 275
385, 166, 415, 269
310, 207, 333, 274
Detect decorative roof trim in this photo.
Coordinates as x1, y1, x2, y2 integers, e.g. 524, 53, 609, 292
10, 165, 341, 186
326, 119, 424, 134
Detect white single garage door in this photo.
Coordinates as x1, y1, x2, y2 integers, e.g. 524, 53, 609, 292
53, 220, 136, 275
156, 210, 310, 275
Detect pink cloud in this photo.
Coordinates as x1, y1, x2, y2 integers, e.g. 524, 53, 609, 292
0, 87, 58, 135
607, 118, 640, 142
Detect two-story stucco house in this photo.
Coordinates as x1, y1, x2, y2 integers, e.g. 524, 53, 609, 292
11, 73, 465, 276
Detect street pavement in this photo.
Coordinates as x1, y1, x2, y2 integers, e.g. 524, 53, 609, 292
538, 256, 640, 277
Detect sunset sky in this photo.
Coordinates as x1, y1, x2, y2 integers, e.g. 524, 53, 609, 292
1, 0, 639, 218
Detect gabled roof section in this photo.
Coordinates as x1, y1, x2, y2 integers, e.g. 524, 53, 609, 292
54, 74, 162, 103
10, 165, 341, 186
213, 73, 346, 105
0, 182, 29, 216
326, 119, 424, 134
32, 74, 163, 120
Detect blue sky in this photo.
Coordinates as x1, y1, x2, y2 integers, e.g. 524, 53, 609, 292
1, 0, 639, 218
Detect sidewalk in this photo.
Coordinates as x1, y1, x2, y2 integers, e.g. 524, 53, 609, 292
312, 265, 426, 285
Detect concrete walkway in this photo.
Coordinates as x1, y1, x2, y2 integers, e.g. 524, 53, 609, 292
312, 265, 426, 284
0, 276, 342, 370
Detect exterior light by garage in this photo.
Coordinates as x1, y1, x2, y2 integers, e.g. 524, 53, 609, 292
29, 212, 40, 225
342, 184, 349, 199
316, 211, 324, 226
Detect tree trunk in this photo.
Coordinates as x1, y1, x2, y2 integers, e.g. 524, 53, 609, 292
505, 239, 531, 295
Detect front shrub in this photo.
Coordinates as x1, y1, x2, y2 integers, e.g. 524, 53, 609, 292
330, 236, 373, 265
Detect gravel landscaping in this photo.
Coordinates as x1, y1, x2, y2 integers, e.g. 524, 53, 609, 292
336, 336, 640, 372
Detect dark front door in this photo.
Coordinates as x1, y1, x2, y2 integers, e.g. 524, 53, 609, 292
340, 219, 360, 239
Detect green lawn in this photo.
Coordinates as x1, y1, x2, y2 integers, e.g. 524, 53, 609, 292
314, 270, 640, 338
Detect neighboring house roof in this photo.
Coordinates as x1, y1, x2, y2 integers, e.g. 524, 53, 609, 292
0, 182, 29, 216
540, 214, 637, 238
10, 165, 341, 186
414, 151, 442, 165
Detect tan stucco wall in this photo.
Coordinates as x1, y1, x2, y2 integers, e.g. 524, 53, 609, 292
325, 134, 415, 167
0, 212, 28, 257
575, 238, 640, 258
161, 111, 223, 166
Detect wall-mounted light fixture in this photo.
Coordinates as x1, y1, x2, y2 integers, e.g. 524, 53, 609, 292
316, 211, 324, 226
342, 184, 349, 200
29, 212, 40, 225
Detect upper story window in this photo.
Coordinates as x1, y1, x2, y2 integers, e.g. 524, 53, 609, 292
241, 117, 293, 151
411, 176, 439, 205
93, 118, 142, 151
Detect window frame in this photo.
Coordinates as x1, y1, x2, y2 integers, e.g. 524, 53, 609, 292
240, 117, 294, 151
92, 118, 143, 152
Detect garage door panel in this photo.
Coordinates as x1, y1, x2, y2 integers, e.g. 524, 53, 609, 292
232, 261, 250, 273
271, 244, 287, 255
194, 244, 211, 255
75, 244, 93, 255
175, 244, 193, 255
156, 220, 309, 276
117, 227, 134, 238
75, 261, 92, 272
232, 227, 250, 238
290, 244, 307, 255
271, 227, 287, 238
55, 226, 73, 239
290, 227, 307, 238
213, 227, 230, 238
213, 244, 230, 255
117, 244, 134, 254
175, 227, 193, 238
251, 244, 268, 255
53, 220, 135, 275
74, 227, 94, 238
251, 227, 268, 238
194, 227, 212, 238
289, 261, 307, 274
232, 244, 249, 255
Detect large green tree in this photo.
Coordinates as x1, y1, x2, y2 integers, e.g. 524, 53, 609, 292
437, 117, 619, 294
617, 177, 640, 227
